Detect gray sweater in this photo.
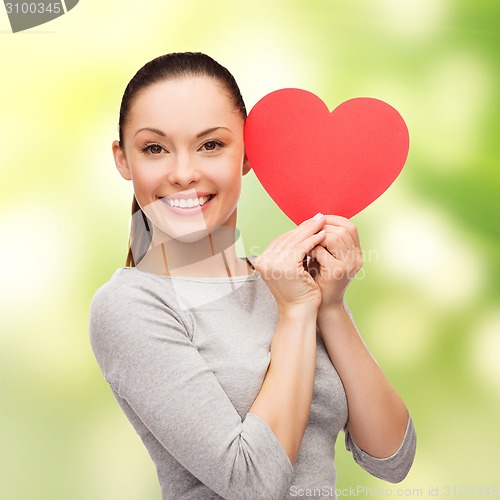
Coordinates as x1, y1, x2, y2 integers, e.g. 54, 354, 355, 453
88, 255, 416, 499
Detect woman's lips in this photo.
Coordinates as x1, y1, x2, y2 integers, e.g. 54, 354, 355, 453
158, 194, 216, 217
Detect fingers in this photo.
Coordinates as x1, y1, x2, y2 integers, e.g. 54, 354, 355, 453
309, 244, 338, 267
325, 225, 355, 252
322, 215, 361, 248
308, 245, 342, 281
321, 226, 359, 262
259, 214, 360, 270
316, 215, 361, 263
254, 214, 326, 272
309, 244, 355, 281
273, 213, 326, 254
296, 228, 327, 259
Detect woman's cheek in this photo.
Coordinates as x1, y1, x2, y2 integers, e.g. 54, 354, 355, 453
134, 164, 164, 192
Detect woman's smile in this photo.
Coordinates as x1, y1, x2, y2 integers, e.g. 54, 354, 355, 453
157, 193, 217, 217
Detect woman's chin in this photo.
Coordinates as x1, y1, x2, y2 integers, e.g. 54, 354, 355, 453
170, 228, 211, 244
151, 226, 211, 245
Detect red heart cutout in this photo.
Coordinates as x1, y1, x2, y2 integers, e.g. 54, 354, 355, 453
244, 89, 409, 224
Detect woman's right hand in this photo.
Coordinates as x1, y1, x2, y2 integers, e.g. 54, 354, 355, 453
253, 213, 327, 315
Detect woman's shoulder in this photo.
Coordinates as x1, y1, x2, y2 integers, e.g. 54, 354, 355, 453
89, 267, 171, 320
88, 267, 190, 348
90, 267, 142, 300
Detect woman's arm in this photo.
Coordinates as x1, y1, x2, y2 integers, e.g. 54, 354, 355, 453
248, 305, 318, 466
89, 276, 295, 500
317, 302, 409, 458
306, 214, 416, 481
248, 213, 328, 466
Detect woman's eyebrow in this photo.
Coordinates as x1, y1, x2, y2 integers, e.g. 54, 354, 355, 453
134, 126, 232, 138
134, 127, 166, 137
196, 126, 232, 138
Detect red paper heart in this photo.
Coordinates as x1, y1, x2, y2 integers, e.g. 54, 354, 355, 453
244, 89, 409, 224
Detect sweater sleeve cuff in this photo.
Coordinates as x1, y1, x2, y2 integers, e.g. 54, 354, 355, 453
244, 412, 295, 494
344, 415, 416, 483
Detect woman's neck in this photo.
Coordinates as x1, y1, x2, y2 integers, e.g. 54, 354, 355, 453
136, 225, 252, 278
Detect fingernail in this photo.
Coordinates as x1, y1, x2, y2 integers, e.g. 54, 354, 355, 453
312, 212, 324, 220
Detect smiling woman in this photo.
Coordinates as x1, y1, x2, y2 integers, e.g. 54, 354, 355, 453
88, 52, 416, 500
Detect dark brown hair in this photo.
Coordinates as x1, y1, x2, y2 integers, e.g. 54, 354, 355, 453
117, 52, 247, 266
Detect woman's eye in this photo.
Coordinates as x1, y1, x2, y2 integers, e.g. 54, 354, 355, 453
201, 140, 223, 151
142, 144, 164, 155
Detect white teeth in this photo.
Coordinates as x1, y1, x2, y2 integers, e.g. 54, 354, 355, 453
165, 195, 213, 208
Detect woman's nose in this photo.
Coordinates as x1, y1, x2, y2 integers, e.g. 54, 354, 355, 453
166, 153, 201, 187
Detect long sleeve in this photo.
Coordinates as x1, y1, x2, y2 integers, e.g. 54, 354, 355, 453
88, 278, 294, 500
344, 415, 416, 483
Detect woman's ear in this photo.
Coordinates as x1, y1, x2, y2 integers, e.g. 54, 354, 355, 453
112, 140, 132, 180
242, 152, 252, 176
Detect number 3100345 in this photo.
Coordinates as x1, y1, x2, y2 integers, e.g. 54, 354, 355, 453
5, 3, 62, 15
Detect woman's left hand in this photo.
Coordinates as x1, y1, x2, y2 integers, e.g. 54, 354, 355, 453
305, 215, 363, 309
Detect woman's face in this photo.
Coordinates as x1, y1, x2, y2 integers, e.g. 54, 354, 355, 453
113, 76, 250, 243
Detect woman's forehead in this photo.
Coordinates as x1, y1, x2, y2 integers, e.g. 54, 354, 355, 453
137, 78, 232, 115
126, 77, 244, 139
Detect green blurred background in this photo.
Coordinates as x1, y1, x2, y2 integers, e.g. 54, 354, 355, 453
1, 1, 499, 498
